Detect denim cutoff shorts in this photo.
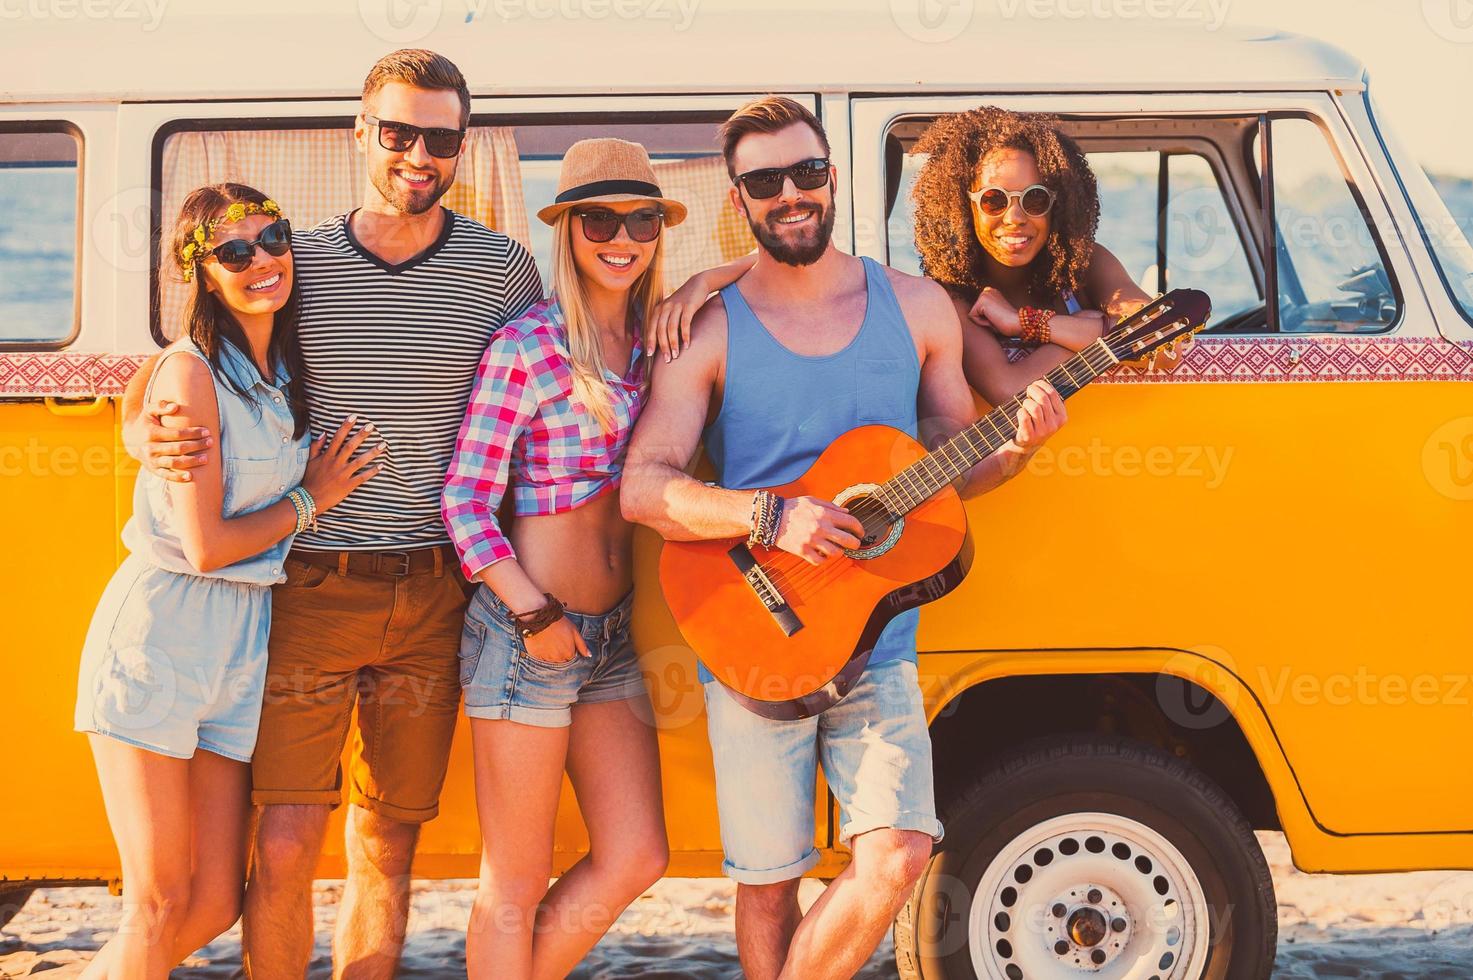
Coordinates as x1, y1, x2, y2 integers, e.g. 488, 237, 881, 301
74, 554, 270, 762
458, 585, 646, 727
703, 658, 944, 884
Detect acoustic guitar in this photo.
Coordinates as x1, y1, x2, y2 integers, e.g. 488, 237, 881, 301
659, 289, 1212, 719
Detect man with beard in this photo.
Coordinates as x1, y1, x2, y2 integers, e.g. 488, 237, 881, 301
621, 97, 1066, 979
120, 50, 541, 978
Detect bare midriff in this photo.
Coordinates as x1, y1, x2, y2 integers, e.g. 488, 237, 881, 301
506, 490, 635, 615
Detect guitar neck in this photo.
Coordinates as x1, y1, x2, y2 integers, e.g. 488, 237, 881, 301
874, 339, 1119, 516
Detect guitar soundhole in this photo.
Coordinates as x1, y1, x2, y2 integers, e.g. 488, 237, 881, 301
833, 484, 904, 560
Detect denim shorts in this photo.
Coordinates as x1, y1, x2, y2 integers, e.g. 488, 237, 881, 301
74, 554, 270, 763
458, 585, 646, 727
703, 658, 944, 885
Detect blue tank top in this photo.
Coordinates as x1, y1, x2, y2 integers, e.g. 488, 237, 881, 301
700, 256, 922, 682
123, 338, 310, 585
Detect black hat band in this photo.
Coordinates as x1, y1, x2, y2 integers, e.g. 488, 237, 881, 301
554, 178, 663, 205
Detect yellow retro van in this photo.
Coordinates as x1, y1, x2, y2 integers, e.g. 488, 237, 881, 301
4, 7, 1473, 978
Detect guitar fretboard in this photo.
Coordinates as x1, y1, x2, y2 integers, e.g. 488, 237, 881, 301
870, 339, 1120, 518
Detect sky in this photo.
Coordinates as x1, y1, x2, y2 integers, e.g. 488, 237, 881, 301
1209, 0, 1473, 176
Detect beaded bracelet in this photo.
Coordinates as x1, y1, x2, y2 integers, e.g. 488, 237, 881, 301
748, 490, 782, 549
286, 486, 318, 534
1019, 306, 1056, 345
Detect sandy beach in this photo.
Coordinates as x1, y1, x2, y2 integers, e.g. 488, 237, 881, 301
4, 834, 1473, 978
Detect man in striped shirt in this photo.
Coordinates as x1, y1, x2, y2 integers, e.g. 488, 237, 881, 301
121, 50, 541, 979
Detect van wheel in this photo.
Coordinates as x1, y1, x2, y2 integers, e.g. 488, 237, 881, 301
894, 736, 1275, 980
0, 886, 34, 930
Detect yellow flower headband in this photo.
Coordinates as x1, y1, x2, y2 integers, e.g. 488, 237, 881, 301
179, 199, 286, 281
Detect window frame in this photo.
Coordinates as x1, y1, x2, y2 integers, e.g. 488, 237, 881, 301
0, 119, 84, 352
145, 94, 817, 346
851, 93, 1423, 340
1250, 110, 1405, 336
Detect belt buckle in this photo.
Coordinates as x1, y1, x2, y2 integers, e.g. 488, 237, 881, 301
379, 551, 412, 577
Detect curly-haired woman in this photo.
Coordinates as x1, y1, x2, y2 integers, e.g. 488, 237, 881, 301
910, 106, 1153, 405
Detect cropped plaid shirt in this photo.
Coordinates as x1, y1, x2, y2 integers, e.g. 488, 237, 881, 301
442, 297, 648, 580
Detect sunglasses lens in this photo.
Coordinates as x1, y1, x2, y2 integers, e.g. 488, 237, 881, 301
424, 130, 463, 158
625, 210, 663, 243
1022, 186, 1053, 216
259, 220, 292, 256
579, 211, 620, 243
214, 240, 253, 272
377, 122, 415, 152
977, 188, 1010, 215
791, 161, 830, 191
742, 171, 785, 200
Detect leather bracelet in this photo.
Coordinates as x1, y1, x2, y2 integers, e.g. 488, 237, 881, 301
511, 593, 566, 637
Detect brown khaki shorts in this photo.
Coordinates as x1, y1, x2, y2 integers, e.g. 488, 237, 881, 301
251, 546, 471, 823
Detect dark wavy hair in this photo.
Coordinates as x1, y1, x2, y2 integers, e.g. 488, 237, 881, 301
165, 182, 308, 439
910, 107, 1100, 302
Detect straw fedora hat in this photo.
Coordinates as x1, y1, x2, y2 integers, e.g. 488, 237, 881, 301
536, 138, 688, 227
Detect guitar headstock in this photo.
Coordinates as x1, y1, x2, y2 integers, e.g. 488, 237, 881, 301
1105, 289, 1212, 371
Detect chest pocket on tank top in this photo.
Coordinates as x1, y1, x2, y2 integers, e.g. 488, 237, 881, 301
856, 357, 914, 423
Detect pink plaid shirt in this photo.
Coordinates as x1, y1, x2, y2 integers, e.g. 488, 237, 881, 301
443, 297, 648, 579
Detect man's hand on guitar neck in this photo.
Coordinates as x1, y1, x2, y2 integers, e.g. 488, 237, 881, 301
773, 496, 865, 566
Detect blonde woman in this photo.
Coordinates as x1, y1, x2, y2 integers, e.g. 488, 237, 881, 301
442, 138, 682, 979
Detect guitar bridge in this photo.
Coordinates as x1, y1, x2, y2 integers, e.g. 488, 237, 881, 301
726, 543, 804, 637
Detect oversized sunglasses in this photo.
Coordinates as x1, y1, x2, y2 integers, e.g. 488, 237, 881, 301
735, 158, 831, 200
202, 219, 292, 273
363, 114, 466, 159
969, 183, 1055, 217
576, 207, 665, 244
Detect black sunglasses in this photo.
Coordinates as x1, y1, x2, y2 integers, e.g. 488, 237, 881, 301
363, 114, 466, 159
203, 219, 292, 273
735, 158, 831, 200
576, 207, 665, 244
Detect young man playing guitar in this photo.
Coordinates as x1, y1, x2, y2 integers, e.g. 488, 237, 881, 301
621, 97, 1067, 980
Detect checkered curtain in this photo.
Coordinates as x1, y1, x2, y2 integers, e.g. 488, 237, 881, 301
652, 155, 756, 291
158, 126, 529, 339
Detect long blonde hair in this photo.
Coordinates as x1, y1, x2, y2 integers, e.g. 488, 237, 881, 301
549, 211, 665, 432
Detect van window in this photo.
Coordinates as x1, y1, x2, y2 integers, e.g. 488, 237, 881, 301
1091, 150, 1259, 324
0, 127, 80, 346
154, 117, 752, 342
1261, 116, 1398, 333
508, 121, 753, 288
884, 132, 1260, 330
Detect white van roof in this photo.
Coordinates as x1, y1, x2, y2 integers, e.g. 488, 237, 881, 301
4, 2, 1367, 104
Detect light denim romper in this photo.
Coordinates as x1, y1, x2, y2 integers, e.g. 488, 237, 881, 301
74, 337, 309, 762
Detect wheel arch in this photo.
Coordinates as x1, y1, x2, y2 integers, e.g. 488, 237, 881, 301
916, 649, 1316, 840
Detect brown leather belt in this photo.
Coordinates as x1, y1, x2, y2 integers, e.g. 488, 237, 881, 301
288, 544, 457, 578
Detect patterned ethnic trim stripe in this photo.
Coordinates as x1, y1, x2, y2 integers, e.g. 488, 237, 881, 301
5, 335, 1473, 398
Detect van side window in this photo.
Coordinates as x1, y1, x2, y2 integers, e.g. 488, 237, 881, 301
885, 135, 1260, 330
509, 121, 754, 288
1261, 117, 1398, 333
0, 127, 80, 347
1090, 150, 1259, 325
154, 118, 752, 342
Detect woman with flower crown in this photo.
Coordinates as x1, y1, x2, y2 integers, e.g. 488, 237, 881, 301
73, 183, 381, 979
